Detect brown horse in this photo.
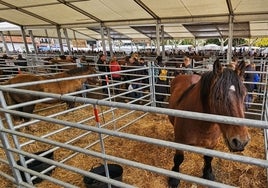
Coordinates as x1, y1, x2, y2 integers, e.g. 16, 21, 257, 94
168, 59, 250, 187
1, 66, 99, 122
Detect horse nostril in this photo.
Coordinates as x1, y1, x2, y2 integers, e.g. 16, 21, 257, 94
231, 137, 248, 151
232, 138, 240, 148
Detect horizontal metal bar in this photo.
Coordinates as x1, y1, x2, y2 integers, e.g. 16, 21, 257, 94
0, 86, 267, 129
3, 129, 236, 188
1, 111, 268, 169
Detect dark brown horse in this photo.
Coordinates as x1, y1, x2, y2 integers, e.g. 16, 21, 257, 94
168, 59, 250, 187
1, 66, 99, 122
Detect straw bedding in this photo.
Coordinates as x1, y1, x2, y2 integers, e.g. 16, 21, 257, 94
0, 102, 266, 188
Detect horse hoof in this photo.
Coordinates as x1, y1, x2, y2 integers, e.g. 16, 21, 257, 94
168, 177, 180, 188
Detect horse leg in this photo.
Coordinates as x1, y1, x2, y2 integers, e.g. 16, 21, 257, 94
168, 151, 184, 188
202, 155, 215, 181
66, 101, 75, 109
22, 105, 36, 122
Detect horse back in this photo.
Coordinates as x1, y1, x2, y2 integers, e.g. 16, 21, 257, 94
2, 74, 43, 85
0, 74, 44, 107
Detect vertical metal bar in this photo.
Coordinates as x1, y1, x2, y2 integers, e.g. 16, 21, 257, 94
100, 24, 107, 55
227, 15, 234, 63
156, 21, 160, 56
0, 119, 26, 185
107, 28, 113, 57
220, 38, 224, 54
104, 75, 117, 129
73, 30, 78, 51
0, 90, 32, 184
0, 31, 10, 55
264, 87, 268, 182
56, 26, 64, 55
20, 26, 30, 55
148, 62, 156, 107
7, 31, 15, 52
93, 105, 111, 188
28, 30, 38, 54
63, 28, 72, 55
161, 25, 165, 58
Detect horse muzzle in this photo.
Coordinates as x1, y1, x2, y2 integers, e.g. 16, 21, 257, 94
226, 136, 250, 152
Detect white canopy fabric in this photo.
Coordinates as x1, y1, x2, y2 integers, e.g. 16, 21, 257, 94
0, 0, 268, 40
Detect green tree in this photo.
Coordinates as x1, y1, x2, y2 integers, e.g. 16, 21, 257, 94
180, 39, 194, 45
255, 38, 268, 47
205, 39, 220, 45
220, 38, 246, 46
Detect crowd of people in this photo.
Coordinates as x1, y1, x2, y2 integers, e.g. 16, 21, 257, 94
94, 52, 199, 106
0, 51, 262, 109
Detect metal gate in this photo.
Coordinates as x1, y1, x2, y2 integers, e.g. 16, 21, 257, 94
0, 60, 267, 188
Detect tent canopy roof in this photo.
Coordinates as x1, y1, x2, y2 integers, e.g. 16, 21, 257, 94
0, 0, 268, 40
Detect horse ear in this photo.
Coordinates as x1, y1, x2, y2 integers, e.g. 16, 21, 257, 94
213, 58, 223, 75
235, 60, 246, 77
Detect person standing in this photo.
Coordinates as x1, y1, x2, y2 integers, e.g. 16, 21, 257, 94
109, 55, 121, 94
75, 55, 86, 67
155, 55, 168, 107
181, 56, 193, 75
139, 57, 148, 84
97, 54, 109, 95
174, 56, 193, 76
127, 54, 143, 99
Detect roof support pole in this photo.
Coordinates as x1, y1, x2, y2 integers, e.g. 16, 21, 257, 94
44, 29, 51, 50
63, 28, 72, 55
100, 23, 107, 55
227, 15, 234, 63
156, 21, 160, 56
194, 38, 197, 52
28, 30, 37, 54
20, 26, 30, 55
73, 30, 78, 51
7, 31, 15, 52
219, 38, 224, 53
107, 28, 113, 57
56, 26, 64, 55
0, 31, 10, 55
45, 29, 49, 38
161, 25, 165, 58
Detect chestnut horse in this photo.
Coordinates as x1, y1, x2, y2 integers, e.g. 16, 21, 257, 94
168, 59, 250, 187
1, 66, 99, 122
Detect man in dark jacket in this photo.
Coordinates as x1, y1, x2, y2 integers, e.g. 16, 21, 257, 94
127, 55, 143, 99
97, 54, 109, 94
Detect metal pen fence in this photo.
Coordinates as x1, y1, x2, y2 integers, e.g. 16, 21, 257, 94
0, 58, 267, 187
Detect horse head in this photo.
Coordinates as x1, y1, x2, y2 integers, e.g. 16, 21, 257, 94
66, 65, 100, 86
205, 59, 250, 152
85, 66, 101, 86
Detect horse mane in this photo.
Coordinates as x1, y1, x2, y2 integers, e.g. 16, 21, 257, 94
200, 71, 214, 108
200, 68, 245, 114
176, 84, 196, 105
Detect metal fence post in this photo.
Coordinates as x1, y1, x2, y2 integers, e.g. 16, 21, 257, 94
148, 61, 156, 107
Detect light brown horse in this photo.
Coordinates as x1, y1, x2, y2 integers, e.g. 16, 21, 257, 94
1, 66, 99, 122
168, 59, 250, 187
